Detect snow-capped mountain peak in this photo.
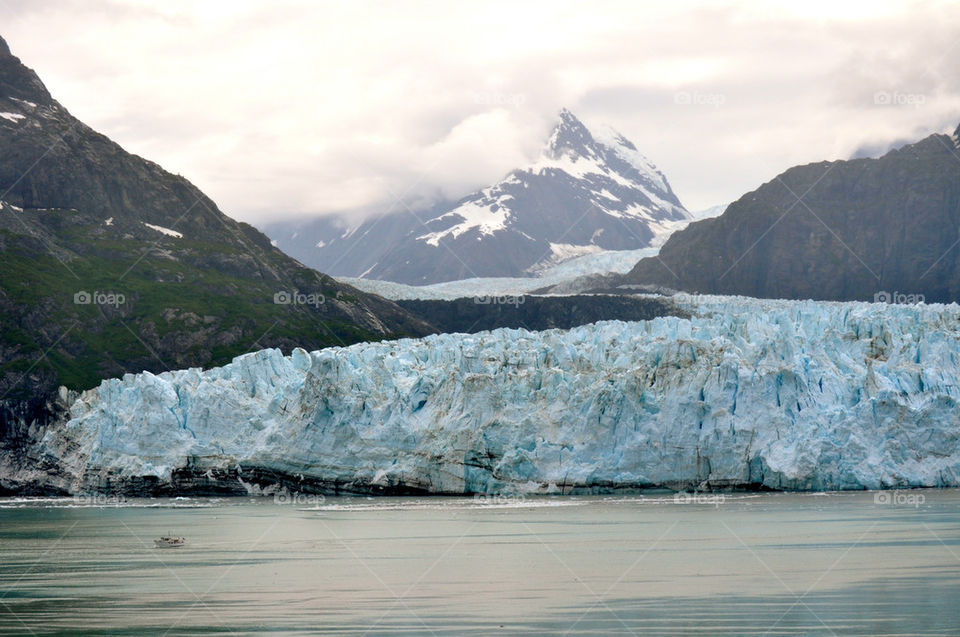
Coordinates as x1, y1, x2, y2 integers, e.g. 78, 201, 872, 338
535, 112, 673, 194
266, 109, 693, 284
404, 109, 693, 281
544, 107, 598, 159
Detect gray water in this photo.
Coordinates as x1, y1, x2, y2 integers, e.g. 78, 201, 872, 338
1, 491, 958, 635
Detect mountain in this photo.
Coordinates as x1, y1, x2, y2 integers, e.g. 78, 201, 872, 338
264, 109, 690, 285
0, 34, 433, 421
263, 200, 454, 284
620, 123, 960, 302
18, 296, 960, 495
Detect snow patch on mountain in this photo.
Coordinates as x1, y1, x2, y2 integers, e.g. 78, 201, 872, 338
143, 222, 183, 238
0, 112, 25, 123
418, 196, 514, 246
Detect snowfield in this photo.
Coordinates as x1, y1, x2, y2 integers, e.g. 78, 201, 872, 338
41, 295, 960, 494
142, 222, 183, 238
340, 247, 660, 300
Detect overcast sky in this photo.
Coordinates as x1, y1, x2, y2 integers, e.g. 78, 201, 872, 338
4, 0, 960, 224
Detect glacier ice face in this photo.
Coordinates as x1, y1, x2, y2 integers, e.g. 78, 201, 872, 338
42, 296, 960, 494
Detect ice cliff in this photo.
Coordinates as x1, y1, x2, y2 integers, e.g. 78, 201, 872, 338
38, 296, 960, 494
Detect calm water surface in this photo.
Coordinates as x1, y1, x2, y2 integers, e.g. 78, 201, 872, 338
1, 491, 958, 635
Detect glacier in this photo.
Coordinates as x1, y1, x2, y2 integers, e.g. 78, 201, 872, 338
340, 247, 661, 301
35, 295, 960, 494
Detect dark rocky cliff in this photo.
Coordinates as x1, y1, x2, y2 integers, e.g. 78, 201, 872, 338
621, 126, 960, 302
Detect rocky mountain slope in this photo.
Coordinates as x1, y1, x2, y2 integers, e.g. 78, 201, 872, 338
621, 125, 960, 302
0, 34, 433, 422
14, 295, 960, 495
265, 109, 690, 284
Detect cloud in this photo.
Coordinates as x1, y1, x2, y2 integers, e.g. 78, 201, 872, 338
3, 0, 960, 222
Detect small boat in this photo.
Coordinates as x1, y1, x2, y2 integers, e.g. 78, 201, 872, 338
154, 536, 186, 548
